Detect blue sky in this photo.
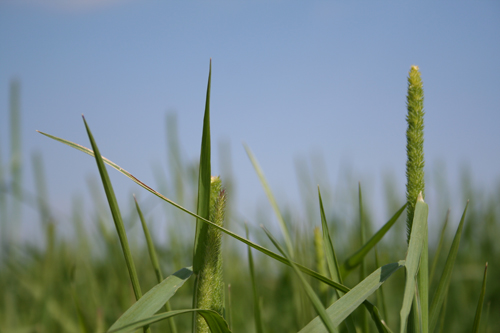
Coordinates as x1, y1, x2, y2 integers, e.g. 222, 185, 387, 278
1, 1, 499, 241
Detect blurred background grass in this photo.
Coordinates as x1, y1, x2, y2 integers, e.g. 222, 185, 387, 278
1, 82, 499, 332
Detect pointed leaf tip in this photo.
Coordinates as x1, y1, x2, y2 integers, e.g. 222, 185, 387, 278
417, 191, 424, 202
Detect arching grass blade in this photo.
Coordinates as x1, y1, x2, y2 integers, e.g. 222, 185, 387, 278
245, 223, 264, 333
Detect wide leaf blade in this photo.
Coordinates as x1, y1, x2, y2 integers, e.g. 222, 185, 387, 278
299, 261, 404, 332
108, 309, 230, 333
109, 266, 193, 331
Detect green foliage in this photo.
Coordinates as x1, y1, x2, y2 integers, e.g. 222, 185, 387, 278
1, 66, 498, 333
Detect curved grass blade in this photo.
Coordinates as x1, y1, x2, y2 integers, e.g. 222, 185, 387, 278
37, 129, 388, 328
82, 116, 143, 302
299, 261, 404, 333
341, 203, 407, 276
193, 59, 212, 275
245, 223, 264, 333
109, 266, 193, 331
108, 309, 231, 333
429, 200, 469, 332
400, 193, 428, 333
472, 262, 488, 332
244, 144, 294, 258
262, 225, 336, 333
134, 195, 178, 333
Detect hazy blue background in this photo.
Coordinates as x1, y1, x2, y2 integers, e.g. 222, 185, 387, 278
1, 1, 499, 242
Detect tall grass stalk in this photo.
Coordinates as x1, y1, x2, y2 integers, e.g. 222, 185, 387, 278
405, 65, 425, 240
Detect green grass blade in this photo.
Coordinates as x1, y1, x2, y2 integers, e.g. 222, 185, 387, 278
82, 116, 143, 301
318, 187, 356, 333
472, 262, 488, 333
134, 195, 163, 282
417, 201, 429, 333
109, 266, 193, 331
193, 59, 212, 275
108, 309, 231, 333
299, 261, 404, 332
9, 79, 22, 245
262, 225, 336, 333
245, 223, 264, 333
134, 195, 178, 333
429, 210, 449, 284
357, 183, 368, 333
244, 144, 294, 258
400, 193, 428, 333
318, 187, 342, 286
429, 201, 469, 332
374, 247, 388, 325
341, 203, 407, 275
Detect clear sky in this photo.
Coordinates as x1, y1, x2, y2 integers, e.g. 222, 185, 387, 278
1, 1, 499, 241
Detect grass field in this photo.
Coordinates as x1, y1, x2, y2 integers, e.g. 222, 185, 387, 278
1, 66, 498, 332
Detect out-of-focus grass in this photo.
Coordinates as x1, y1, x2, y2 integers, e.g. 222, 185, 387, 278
1, 81, 499, 332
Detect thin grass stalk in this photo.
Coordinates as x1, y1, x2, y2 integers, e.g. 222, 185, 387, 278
313, 227, 329, 306
245, 223, 264, 333
9, 79, 22, 246
244, 144, 294, 258
358, 182, 368, 333
134, 195, 178, 333
227, 284, 233, 331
